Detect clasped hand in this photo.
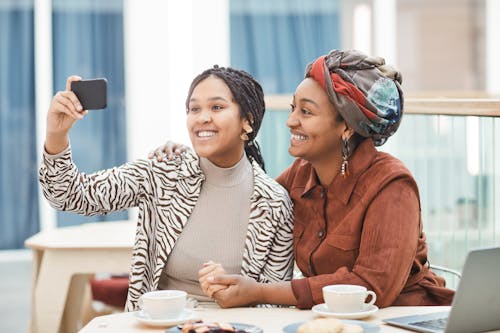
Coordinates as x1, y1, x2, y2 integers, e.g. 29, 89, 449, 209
198, 261, 261, 308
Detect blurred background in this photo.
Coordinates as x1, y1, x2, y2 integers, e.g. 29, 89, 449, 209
1, 0, 499, 331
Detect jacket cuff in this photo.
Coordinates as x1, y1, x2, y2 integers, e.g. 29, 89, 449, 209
291, 278, 314, 309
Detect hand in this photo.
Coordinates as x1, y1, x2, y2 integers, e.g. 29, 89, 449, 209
148, 141, 190, 162
198, 261, 228, 297
46, 75, 87, 136
209, 275, 262, 308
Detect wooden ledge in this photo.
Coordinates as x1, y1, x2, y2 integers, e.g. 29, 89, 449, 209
265, 94, 500, 117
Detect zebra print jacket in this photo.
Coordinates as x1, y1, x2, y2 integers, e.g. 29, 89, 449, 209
39, 146, 295, 311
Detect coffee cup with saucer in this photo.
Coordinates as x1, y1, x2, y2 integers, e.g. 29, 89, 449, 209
135, 290, 200, 327
312, 284, 379, 319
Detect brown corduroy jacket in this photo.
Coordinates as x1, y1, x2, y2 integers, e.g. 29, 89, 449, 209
276, 139, 455, 309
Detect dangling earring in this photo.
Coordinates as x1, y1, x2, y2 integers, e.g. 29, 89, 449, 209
341, 137, 350, 178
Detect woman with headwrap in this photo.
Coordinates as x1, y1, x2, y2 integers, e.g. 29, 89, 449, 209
38, 66, 294, 311
199, 49, 455, 308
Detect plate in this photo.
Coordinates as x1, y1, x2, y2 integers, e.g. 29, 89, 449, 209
311, 303, 379, 319
282, 319, 380, 333
134, 309, 200, 327
165, 322, 263, 333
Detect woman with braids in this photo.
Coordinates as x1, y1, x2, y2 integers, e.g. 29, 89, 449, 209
176, 49, 453, 309
38, 66, 294, 311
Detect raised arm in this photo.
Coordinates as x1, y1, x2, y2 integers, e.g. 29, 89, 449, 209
39, 76, 152, 216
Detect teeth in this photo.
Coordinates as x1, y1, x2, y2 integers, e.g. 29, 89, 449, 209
198, 131, 216, 137
291, 133, 307, 141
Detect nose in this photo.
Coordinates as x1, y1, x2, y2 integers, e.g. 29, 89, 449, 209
198, 109, 211, 123
286, 111, 299, 128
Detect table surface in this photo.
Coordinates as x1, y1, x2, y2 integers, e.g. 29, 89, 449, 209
80, 306, 462, 333
25, 220, 135, 250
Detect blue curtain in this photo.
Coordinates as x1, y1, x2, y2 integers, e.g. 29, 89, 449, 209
52, 0, 128, 226
230, 0, 341, 177
0, 0, 39, 249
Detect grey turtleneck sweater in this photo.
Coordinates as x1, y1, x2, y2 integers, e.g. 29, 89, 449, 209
158, 154, 253, 300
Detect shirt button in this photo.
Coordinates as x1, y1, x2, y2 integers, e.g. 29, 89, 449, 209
318, 230, 325, 238
320, 190, 324, 198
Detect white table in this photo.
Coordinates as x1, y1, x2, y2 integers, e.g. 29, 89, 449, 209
25, 220, 135, 333
79, 306, 471, 332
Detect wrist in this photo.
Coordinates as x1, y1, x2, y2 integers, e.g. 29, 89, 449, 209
255, 282, 267, 305
45, 132, 70, 155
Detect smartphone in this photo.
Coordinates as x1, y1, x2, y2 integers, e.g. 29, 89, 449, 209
70, 78, 107, 110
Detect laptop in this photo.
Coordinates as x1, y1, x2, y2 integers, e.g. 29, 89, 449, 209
383, 246, 500, 333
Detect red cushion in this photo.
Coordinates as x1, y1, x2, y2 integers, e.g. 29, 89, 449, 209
90, 276, 129, 308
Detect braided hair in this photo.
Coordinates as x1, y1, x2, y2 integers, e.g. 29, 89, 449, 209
186, 65, 266, 171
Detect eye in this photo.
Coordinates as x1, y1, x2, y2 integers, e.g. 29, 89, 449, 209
188, 106, 200, 113
301, 108, 312, 115
289, 104, 296, 113
212, 104, 223, 111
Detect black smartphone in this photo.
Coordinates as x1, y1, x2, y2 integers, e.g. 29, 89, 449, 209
70, 78, 107, 110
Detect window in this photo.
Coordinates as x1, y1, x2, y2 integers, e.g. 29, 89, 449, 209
52, 0, 128, 226
230, 0, 341, 177
0, 0, 38, 249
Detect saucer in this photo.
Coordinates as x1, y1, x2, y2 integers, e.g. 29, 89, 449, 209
134, 309, 200, 327
283, 319, 380, 333
311, 303, 379, 319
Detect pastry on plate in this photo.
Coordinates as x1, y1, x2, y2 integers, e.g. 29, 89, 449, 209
297, 318, 364, 333
297, 318, 344, 333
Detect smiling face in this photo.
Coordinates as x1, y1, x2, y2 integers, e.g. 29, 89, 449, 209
186, 76, 247, 167
287, 78, 348, 164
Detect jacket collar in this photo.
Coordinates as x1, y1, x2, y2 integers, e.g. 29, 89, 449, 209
301, 139, 378, 205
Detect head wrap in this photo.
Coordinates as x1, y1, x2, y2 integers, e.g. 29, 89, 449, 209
305, 49, 404, 146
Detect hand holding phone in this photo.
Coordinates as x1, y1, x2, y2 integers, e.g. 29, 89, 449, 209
70, 78, 107, 110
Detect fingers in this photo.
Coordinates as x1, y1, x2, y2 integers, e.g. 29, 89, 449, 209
52, 91, 86, 120
206, 284, 227, 298
162, 141, 187, 160
171, 143, 188, 155
198, 260, 225, 278
199, 262, 229, 297
147, 149, 164, 162
55, 75, 84, 118
211, 285, 235, 308
164, 142, 175, 160
148, 141, 189, 162
210, 274, 240, 286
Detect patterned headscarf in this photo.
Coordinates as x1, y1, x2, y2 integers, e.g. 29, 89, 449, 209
305, 49, 404, 146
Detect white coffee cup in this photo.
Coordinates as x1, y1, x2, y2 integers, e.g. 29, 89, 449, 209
139, 290, 187, 319
322, 284, 376, 313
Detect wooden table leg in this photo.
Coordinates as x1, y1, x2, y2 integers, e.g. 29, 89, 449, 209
31, 248, 132, 333
28, 249, 43, 333
63, 273, 93, 332
33, 250, 76, 333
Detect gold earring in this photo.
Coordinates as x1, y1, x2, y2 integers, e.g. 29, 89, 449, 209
241, 123, 253, 141
243, 123, 253, 134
